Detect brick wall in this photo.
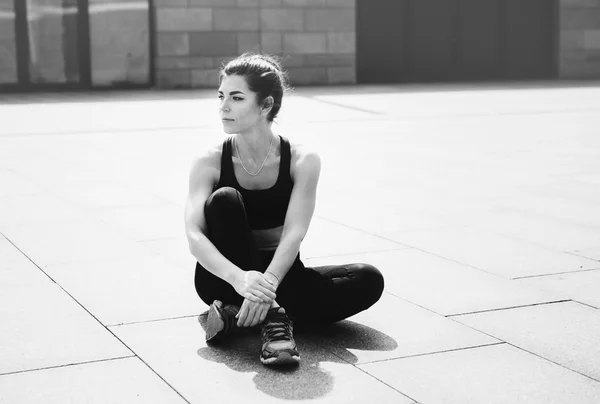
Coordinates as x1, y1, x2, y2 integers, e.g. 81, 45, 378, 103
153, 0, 356, 88
560, 0, 600, 78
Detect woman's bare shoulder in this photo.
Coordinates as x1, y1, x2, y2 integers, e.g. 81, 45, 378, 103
288, 139, 321, 180
289, 139, 319, 162
190, 141, 223, 169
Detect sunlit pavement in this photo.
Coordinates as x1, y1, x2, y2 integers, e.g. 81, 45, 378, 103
1, 82, 600, 403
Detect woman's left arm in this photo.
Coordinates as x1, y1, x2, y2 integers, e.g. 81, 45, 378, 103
265, 147, 321, 285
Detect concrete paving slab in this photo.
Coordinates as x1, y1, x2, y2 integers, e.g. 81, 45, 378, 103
305, 249, 560, 316
1, 221, 150, 266
92, 203, 184, 242
0, 239, 49, 288
454, 301, 600, 381
0, 98, 212, 136
518, 269, 600, 309
0, 169, 40, 197
313, 293, 498, 365
387, 227, 598, 278
44, 253, 202, 326
0, 194, 88, 227
570, 246, 600, 261
460, 208, 600, 253
0, 281, 131, 375
301, 217, 406, 259
0, 357, 185, 404
140, 237, 196, 271
311, 86, 600, 119
111, 317, 414, 404
359, 343, 600, 404
58, 182, 168, 209
493, 193, 600, 228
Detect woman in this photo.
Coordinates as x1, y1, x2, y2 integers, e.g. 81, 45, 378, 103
185, 53, 384, 366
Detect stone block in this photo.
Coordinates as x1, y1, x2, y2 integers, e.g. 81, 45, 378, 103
156, 33, 190, 56
214, 9, 259, 31
260, 9, 304, 31
282, 0, 328, 6
213, 55, 239, 69
561, 30, 585, 49
560, 59, 600, 78
283, 33, 327, 54
305, 53, 354, 67
190, 0, 237, 6
328, 66, 355, 84
154, 0, 187, 6
561, 9, 600, 29
156, 56, 191, 70
189, 33, 237, 56
325, 0, 355, 6
261, 33, 283, 53
282, 53, 306, 67
189, 56, 214, 69
306, 9, 355, 32
191, 69, 221, 88
156, 8, 212, 32
156, 70, 191, 88
237, 32, 261, 53
584, 29, 600, 48
260, 0, 282, 5
286, 67, 328, 85
237, 0, 260, 6
328, 32, 355, 53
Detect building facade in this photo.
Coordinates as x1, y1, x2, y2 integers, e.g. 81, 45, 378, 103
0, 0, 598, 92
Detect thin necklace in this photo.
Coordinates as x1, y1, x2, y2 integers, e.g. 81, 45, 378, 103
235, 135, 275, 177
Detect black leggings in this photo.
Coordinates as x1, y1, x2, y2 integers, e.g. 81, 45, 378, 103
194, 187, 384, 326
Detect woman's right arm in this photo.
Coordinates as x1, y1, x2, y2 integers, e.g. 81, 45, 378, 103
184, 150, 276, 303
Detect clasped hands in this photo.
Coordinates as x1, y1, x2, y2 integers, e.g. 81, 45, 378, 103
233, 270, 280, 328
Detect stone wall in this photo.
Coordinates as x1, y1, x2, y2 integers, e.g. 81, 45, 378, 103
560, 0, 600, 78
154, 0, 356, 88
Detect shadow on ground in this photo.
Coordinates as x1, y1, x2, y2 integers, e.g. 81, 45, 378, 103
196, 320, 397, 400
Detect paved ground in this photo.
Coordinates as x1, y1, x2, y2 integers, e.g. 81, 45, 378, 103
1, 82, 600, 403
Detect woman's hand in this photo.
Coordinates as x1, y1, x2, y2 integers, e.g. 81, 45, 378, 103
232, 270, 277, 304
236, 298, 272, 327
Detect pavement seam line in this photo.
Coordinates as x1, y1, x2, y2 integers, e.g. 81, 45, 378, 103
446, 318, 600, 383
502, 342, 600, 384
301, 95, 384, 115
513, 267, 600, 279
354, 341, 507, 366
0, 356, 135, 377
2, 237, 192, 404
447, 299, 573, 318
108, 314, 200, 328
352, 363, 421, 403
313, 215, 513, 279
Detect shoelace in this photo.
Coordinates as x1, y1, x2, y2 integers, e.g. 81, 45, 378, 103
262, 311, 293, 342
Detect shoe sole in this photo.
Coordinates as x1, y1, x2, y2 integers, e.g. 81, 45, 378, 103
205, 302, 225, 342
260, 351, 301, 366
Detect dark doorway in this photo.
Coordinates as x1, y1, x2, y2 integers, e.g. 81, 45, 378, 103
356, 0, 406, 83
356, 0, 558, 84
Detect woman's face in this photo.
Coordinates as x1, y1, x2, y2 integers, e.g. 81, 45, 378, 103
218, 74, 264, 135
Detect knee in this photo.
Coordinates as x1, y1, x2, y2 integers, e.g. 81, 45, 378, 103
204, 187, 245, 218
361, 264, 384, 306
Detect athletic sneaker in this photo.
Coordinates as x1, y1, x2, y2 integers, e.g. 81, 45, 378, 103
199, 300, 240, 343
260, 307, 300, 366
